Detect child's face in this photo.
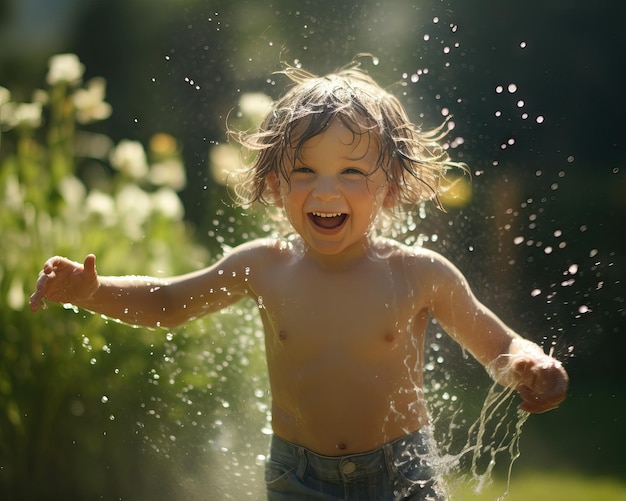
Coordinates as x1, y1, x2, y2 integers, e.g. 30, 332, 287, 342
273, 118, 394, 257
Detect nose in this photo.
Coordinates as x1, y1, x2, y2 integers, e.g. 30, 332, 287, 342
312, 176, 341, 201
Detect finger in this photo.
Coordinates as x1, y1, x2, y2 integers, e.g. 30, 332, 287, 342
29, 294, 48, 312
36, 270, 51, 292
29, 273, 47, 311
43, 256, 65, 274
520, 394, 563, 413
29, 277, 50, 311
29, 291, 40, 312
519, 401, 556, 413
517, 383, 566, 413
83, 254, 97, 278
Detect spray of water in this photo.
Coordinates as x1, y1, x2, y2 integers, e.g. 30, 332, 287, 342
94, 5, 612, 499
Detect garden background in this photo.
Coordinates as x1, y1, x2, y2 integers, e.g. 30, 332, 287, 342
1, 0, 625, 499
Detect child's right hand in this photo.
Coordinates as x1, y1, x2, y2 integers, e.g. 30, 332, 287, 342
30, 254, 99, 312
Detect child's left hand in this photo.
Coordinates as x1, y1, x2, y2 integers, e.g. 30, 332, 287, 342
511, 355, 569, 413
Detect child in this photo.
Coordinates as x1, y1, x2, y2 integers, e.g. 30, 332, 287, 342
30, 63, 568, 500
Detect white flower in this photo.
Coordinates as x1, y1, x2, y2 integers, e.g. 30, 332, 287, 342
0, 101, 13, 128
7, 277, 25, 311
116, 184, 152, 219
0, 86, 10, 106
73, 77, 112, 124
149, 158, 186, 190
58, 176, 86, 208
1, 102, 43, 129
85, 190, 117, 226
209, 143, 240, 186
3, 174, 23, 211
151, 187, 184, 220
109, 140, 149, 180
238, 92, 273, 125
46, 53, 85, 86
116, 184, 152, 239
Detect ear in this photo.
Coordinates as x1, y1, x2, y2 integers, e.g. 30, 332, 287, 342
383, 183, 399, 210
265, 172, 283, 208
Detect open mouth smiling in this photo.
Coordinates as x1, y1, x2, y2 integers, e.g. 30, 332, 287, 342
308, 211, 349, 230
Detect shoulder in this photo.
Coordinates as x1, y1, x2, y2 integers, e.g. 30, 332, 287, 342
218, 237, 297, 268
374, 238, 466, 284
373, 238, 451, 267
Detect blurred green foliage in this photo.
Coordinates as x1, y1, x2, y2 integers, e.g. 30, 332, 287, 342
0, 54, 269, 499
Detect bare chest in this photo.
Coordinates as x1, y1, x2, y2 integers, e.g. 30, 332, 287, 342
255, 261, 424, 359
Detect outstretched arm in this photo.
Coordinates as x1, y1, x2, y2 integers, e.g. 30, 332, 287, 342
30, 248, 255, 328
421, 251, 569, 413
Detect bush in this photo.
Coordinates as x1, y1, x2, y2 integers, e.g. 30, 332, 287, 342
0, 54, 269, 499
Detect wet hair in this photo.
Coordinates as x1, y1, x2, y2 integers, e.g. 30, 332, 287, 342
231, 61, 467, 215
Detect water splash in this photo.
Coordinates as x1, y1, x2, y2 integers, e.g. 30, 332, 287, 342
79, 4, 621, 498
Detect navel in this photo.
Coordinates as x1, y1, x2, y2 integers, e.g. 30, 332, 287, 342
278, 330, 288, 341
336, 442, 347, 451
384, 332, 396, 343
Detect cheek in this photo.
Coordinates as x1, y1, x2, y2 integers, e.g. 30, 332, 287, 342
279, 188, 305, 217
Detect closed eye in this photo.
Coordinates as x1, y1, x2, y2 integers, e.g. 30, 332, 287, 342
291, 166, 314, 174
342, 167, 367, 176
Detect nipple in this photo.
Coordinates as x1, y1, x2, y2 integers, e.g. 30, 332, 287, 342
279, 330, 287, 340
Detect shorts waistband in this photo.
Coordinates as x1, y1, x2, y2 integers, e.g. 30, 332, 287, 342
269, 428, 432, 483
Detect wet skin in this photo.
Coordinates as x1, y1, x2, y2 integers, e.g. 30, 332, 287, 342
30, 119, 569, 456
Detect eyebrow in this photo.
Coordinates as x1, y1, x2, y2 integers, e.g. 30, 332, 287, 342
343, 151, 377, 162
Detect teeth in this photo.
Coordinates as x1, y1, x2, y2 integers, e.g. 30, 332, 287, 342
312, 212, 343, 218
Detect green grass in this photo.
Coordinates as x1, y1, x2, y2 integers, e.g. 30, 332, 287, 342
454, 470, 626, 501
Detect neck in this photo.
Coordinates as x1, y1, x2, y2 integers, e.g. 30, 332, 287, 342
298, 234, 378, 271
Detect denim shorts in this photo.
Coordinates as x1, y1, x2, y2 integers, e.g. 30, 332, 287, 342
265, 428, 445, 500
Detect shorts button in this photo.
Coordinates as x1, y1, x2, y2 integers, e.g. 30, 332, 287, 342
341, 461, 356, 474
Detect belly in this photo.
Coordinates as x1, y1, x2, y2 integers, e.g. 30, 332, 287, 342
269, 360, 429, 455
